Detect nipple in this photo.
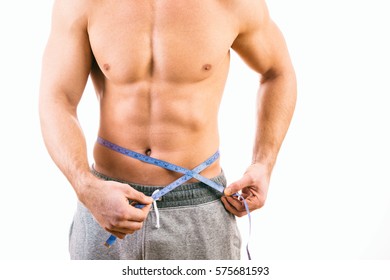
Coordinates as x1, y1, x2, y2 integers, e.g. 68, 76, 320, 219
145, 149, 152, 156
203, 64, 212, 71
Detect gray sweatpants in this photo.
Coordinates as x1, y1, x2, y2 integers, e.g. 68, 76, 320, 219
69, 169, 241, 260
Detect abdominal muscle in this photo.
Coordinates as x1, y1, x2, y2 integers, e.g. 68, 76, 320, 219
92, 69, 228, 186
87, 0, 236, 186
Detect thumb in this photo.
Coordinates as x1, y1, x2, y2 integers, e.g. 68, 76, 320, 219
224, 174, 252, 196
125, 186, 154, 205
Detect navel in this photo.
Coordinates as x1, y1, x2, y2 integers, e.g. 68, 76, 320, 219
145, 148, 152, 156
203, 64, 212, 71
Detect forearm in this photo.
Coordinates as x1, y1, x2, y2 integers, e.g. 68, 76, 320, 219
39, 94, 154, 238
252, 69, 297, 172
39, 97, 95, 197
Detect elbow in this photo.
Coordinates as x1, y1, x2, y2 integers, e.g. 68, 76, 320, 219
38, 89, 55, 123
39, 86, 78, 115
259, 64, 297, 105
38, 90, 49, 123
260, 63, 296, 85
38, 89, 78, 131
38, 90, 56, 134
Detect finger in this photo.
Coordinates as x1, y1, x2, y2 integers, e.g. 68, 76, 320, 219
241, 188, 255, 199
125, 186, 154, 205
223, 193, 262, 213
109, 221, 144, 234
121, 205, 151, 222
140, 203, 152, 214
224, 195, 246, 212
221, 196, 247, 217
224, 174, 254, 196
245, 194, 266, 210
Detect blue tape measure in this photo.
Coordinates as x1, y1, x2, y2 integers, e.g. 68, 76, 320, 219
97, 137, 252, 259
97, 137, 224, 195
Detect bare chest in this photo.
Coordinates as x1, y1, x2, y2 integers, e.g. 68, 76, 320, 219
88, 0, 237, 84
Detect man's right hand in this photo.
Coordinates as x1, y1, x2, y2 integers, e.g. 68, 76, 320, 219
78, 177, 153, 239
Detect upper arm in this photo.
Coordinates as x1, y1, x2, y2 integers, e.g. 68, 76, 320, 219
39, 0, 92, 111
231, 0, 294, 79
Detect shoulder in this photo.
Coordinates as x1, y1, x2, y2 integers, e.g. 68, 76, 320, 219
51, 0, 92, 30
225, 0, 270, 34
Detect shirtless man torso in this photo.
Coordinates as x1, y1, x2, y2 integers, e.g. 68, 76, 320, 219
39, 0, 296, 259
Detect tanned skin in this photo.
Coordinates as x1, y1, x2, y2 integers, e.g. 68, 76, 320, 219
39, 0, 296, 240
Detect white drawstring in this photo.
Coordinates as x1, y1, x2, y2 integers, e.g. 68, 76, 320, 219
151, 190, 161, 229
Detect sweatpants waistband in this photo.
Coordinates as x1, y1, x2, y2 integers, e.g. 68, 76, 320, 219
91, 166, 227, 208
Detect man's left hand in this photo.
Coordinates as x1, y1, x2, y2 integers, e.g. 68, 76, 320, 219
222, 163, 270, 217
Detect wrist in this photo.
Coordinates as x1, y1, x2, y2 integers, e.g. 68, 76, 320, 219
248, 162, 272, 179
72, 170, 99, 202
251, 155, 275, 175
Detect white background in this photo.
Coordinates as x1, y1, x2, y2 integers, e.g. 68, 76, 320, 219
0, 0, 389, 261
